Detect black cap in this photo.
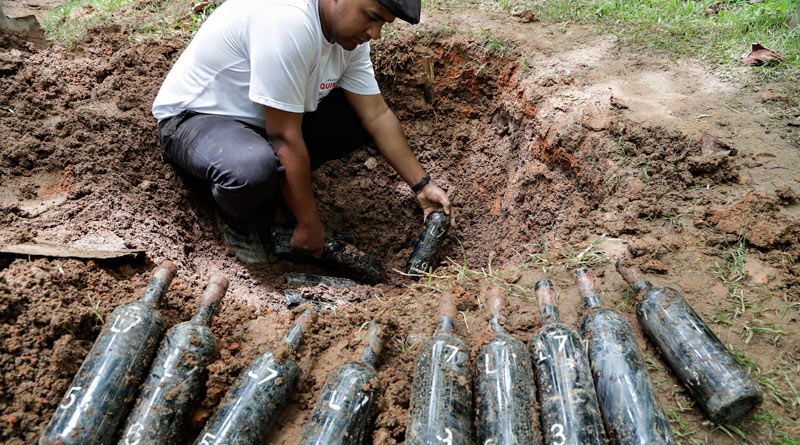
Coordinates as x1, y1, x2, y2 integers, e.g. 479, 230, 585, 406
376, 0, 421, 24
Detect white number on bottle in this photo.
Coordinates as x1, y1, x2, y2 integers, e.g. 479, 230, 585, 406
59, 386, 81, 409
554, 335, 568, 352
550, 423, 566, 445
437, 427, 453, 445
445, 345, 459, 362
110, 313, 143, 333
124, 422, 143, 445
248, 366, 278, 385
328, 390, 343, 411
537, 349, 548, 363
198, 433, 217, 445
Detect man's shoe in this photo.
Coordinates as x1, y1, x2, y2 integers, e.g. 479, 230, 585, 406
216, 209, 269, 266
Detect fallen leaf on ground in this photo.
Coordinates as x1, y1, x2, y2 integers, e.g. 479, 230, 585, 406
740, 43, 786, 66
705, 1, 723, 16
512, 9, 539, 23
701, 132, 736, 156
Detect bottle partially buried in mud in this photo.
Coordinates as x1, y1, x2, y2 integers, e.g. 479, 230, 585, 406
194, 308, 314, 445
272, 226, 386, 285
475, 287, 540, 445
40, 261, 178, 445
405, 290, 472, 445
119, 274, 229, 445
299, 322, 384, 445
529, 280, 605, 445
575, 267, 675, 445
403, 210, 450, 277
616, 260, 764, 423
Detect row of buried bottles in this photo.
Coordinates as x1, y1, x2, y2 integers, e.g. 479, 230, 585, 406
39, 259, 764, 445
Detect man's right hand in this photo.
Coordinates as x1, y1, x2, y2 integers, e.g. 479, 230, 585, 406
290, 219, 325, 257
264, 105, 325, 258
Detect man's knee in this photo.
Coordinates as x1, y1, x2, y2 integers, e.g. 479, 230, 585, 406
222, 145, 280, 192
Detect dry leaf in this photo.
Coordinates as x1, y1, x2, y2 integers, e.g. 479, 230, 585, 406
740, 43, 786, 66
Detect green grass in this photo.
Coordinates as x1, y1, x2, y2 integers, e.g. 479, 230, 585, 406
426, 0, 799, 96
42, 0, 136, 44
42, 0, 217, 45
533, 0, 800, 84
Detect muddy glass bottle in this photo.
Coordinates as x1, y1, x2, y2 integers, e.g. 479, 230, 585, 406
405, 290, 472, 445
404, 210, 450, 276
120, 274, 229, 445
194, 309, 314, 445
530, 280, 605, 445
616, 260, 763, 423
475, 287, 540, 445
576, 267, 675, 445
40, 261, 177, 445
299, 322, 384, 445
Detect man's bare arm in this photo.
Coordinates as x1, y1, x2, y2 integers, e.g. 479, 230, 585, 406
264, 106, 324, 256
343, 91, 454, 225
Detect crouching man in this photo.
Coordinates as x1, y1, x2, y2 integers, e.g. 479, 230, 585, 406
153, 0, 453, 265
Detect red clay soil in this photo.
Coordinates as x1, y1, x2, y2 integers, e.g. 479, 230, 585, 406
0, 4, 798, 444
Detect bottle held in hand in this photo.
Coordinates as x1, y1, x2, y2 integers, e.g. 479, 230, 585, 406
576, 267, 675, 445
194, 309, 314, 445
530, 280, 605, 445
299, 322, 384, 445
616, 259, 763, 423
475, 287, 540, 445
404, 210, 450, 277
120, 274, 229, 445
40, 261, 178, 445
405, 290, 472, 445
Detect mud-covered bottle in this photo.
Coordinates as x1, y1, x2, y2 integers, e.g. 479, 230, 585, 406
40, 261, 178, 445
616, 260, 763, 423
299, 322, 384, 445
530, 280, 605, 445
475, 287, 540, 445
272, 226, 385, 284
406, 290, 472, 445
194, 309, 314, 444
576, 267, 674, 445
404, 210, 450, 276
120, 274, 229, 445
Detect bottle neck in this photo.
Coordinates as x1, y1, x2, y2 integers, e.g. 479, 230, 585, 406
357, 323, 383, 367
192, 301, 219, 327
583, 292, 604, 309
489, 314, 505, 333
139, 275, 169, 307
358, 346, 378, 367
435, 314, 455, 334
539, 304, 560, 324
630, 279, 653, 296
283, 309, 312, 351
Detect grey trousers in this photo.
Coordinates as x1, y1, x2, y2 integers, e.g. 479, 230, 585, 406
157, 88, 371, 217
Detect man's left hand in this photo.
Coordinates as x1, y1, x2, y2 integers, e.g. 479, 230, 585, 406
416, 182, 455, 227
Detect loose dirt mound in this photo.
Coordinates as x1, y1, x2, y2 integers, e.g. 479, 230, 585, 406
1, 4, 798, 444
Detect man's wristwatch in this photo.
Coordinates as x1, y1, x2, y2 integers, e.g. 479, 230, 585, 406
411, 175, 431, 193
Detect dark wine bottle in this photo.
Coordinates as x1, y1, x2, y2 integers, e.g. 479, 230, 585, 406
298, 322, 384, 445
40, 261, 177, 445
194, 309, 314, 444
404, 210, 450, 277
405, 290, 472, 445
475, 287, 540, 445
576, 267, 675, 445
530, 280, 605, 445
616, 259, 763, 423
119, 273, 229, 445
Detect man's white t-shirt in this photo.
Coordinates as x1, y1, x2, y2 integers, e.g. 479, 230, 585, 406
152, 0, 381, 128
